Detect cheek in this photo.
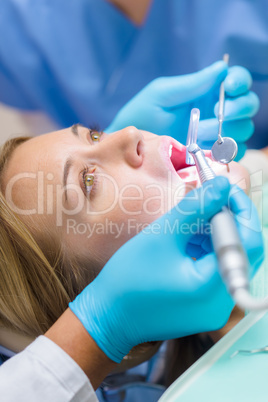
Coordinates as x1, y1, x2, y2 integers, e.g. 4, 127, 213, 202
82, 186, 169, 261
89, 227, 131, 264
62, 182, 191, 263
90, 174, 119, 214
62, 218, 128, 267
118, 183, 167, 217
96, 172, 172, 219
212, 162, 250, 193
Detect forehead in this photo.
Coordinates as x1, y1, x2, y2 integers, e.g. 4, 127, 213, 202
5, 128, 75, 180
2, 128, 79, 213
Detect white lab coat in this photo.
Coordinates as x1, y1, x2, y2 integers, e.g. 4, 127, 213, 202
0, 336, 98, 401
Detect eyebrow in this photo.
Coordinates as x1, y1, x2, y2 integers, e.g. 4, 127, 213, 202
63, 157, 73, 202
62, 125, 80, 202
71, 123, 80, 136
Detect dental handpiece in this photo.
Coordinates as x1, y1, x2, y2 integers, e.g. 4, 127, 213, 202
188, 143, 268, 311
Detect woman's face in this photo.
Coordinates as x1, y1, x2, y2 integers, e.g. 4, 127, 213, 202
3, 125, 248, 268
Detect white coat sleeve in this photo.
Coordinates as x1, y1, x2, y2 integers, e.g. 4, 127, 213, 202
0, 335, 98, 402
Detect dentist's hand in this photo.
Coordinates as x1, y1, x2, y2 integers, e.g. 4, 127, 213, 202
187, 184, 264, 280
69, 177, 264, 363
106, 62, 259, 160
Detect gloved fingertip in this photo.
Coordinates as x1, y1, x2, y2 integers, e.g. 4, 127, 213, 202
200, 177, 230, 217
224, 66, 252, 96
206, 60, 228, 82
215, 91, 260, 120
208, 176, 231, 194
193, 61, 227, 93
210, 60, 228, 72
249, 91, 261, 115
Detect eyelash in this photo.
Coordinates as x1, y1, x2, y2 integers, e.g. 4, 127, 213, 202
82, 167, 98, 197
81, 126, 103, 197
88, 126, 103, 143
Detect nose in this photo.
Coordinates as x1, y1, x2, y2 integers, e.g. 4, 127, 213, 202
99, 126, 144, 168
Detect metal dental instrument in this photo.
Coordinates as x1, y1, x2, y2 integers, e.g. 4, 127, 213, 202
186, 109, 268, 311
186, 108, 200, 165
217, 53, 229, 143
230, 345, 268, 359
188, 142, 250, 310
211, 54, 238, 164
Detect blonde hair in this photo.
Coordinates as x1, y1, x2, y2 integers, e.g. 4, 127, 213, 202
0, 137, 90, 337
0, 135, 160, 370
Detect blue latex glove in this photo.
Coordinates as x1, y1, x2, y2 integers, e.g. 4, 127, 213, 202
106, 62, 259, 160
187, 185, 264, 280
69, 177, 264, 363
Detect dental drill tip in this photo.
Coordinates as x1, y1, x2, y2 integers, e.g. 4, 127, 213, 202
188, 143, 201, 154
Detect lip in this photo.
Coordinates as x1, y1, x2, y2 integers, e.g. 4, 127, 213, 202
159, 136, 188, 175
159, 136, 214, 182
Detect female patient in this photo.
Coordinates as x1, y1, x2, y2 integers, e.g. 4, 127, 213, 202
0, 124, 249, 374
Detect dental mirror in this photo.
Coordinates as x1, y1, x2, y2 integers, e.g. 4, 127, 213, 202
211, 137, 238, 164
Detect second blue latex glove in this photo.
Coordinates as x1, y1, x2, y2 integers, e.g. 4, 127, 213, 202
187, 185, 264, 280
70, 177, 264, 363
106, 62, 259, 160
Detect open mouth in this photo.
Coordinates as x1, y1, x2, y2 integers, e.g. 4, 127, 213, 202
159, 137, 213, 183
169, 143, 212, 182
169, 143, 198, 181
169, 144, 191, 172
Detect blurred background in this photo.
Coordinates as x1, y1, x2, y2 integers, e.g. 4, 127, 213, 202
0, 103, 57, 145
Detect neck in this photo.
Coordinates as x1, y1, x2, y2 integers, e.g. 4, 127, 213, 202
107, 0, 152, 25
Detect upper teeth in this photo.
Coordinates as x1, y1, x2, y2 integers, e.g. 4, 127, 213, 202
169, 145, 173, 158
